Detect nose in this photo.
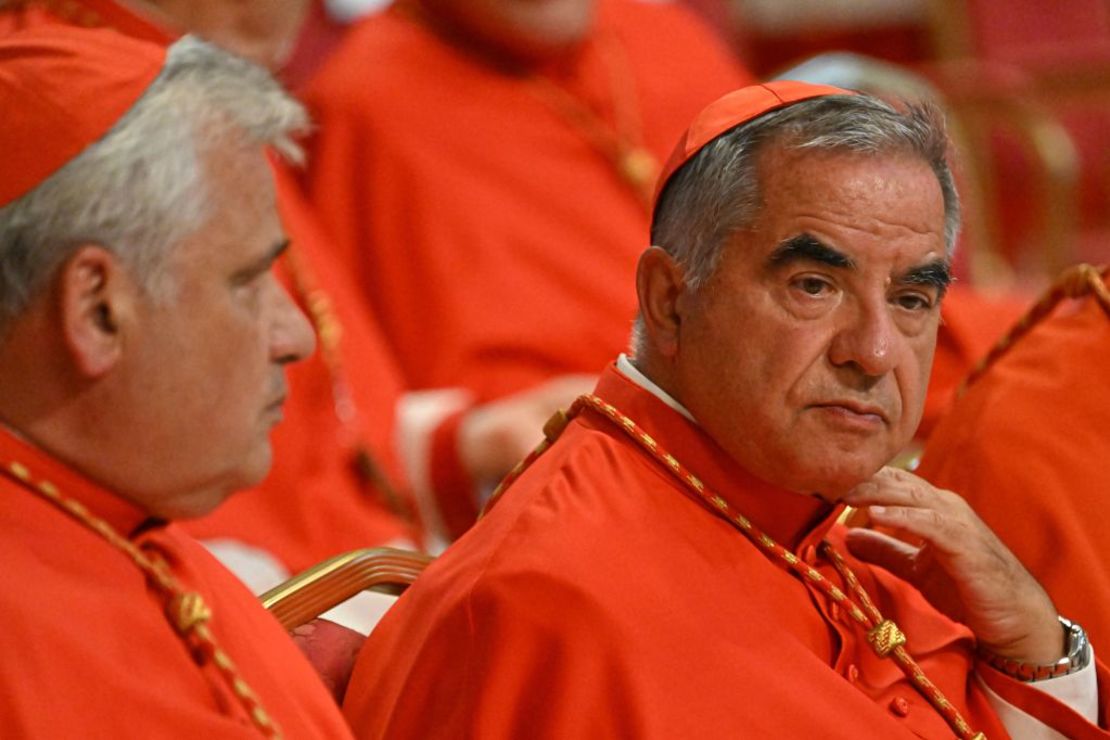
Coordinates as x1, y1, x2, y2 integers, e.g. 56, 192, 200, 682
827, 298, 898, 377
270, 279, 316, 364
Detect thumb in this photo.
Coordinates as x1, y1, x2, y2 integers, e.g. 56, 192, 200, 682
844, 527, 920, 583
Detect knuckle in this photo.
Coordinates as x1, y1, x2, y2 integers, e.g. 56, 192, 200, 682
925, 508, 946, 531
907, 483, 929, 506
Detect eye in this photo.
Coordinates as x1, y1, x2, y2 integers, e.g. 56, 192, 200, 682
792, 275, 834, 297
893, 291, 934, 311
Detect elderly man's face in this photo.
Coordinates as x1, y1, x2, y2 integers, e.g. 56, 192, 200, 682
123, 146, 315, 518
672, 146, 948, 498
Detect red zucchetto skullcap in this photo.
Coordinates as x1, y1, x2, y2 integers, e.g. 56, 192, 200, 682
653, 80, 856, 210
0, 25, 166, 208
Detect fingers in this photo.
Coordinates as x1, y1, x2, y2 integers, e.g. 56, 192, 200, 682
861, 504, 981, 559
842, 466, 961, 510
841, 468, 991, 560
843, 472, 1064, 665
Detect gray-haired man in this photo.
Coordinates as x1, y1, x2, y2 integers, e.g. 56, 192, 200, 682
0, 25, 352, 737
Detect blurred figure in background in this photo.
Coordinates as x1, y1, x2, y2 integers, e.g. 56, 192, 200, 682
303, 0, 753, 539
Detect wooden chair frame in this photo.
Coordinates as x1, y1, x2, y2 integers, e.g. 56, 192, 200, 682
261, 547, 434, 631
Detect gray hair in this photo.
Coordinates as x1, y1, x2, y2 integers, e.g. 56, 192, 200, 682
0, 35, 308, 330
652, 93, 959, 292
631, 93, 959, 356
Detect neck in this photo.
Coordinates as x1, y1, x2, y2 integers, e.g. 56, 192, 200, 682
629, 350, 686, 411
0, 338, 170, 521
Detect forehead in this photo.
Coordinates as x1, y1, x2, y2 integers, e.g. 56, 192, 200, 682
207, 144, 276, 215
167, 145, 281, 273
742, 145, 947, 270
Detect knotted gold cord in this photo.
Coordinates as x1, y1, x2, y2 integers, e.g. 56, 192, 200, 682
484, 395, 985, 739
869, 619, 908, 657
3, 461, 283, 738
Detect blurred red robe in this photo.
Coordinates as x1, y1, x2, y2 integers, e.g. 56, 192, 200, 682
918, 269, 1110, 655
302, 0, 753, 402
923, 284, 1030, 438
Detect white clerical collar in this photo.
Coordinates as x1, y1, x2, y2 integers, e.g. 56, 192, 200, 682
615, 354, 697, 424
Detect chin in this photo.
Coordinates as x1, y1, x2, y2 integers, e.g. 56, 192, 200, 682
240, 447, 275, 488
198, 448, 275, 515
786, 454, 889, 500
156, 487, 238, 521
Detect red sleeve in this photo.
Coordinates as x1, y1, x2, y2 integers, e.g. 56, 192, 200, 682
428, 408, 480, 540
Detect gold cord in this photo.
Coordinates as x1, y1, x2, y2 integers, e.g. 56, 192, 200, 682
3, 461, 283, 738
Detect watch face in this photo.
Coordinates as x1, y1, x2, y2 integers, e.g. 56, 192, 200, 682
1062, 617, 1092, 673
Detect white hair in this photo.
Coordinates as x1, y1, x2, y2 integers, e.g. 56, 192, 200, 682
0, 35, 308, 329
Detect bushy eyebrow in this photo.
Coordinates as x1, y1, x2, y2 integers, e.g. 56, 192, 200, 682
767, 233, 951, 297
898, 259, 952, 296
231, 238, 290, 284
767, 234, 855, 270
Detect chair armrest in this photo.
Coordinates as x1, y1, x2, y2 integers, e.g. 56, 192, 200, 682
260, 547, 434, 631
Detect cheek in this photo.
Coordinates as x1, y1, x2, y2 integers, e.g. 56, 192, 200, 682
766, 333, 831, 404
903, 334, 937, 398
190, 318, 271, 396
888, 336, 936, 435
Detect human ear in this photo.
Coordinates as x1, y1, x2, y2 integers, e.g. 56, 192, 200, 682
58, 245, 130, 378
635, 246, 686, 359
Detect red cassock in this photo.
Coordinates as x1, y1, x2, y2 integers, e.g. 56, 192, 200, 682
1, 0, 420, 571
343, 365, 1108, 738
918, 269, 1110, 657
301, 0, 753, 402
0, 427, 354, 737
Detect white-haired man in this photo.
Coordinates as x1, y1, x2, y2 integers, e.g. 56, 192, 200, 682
0, 26, 353, 736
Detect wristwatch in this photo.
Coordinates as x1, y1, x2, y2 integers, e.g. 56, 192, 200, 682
980, 616, 1092, 682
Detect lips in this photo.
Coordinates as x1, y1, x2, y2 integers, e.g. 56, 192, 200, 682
267, 377, 288, 411
264, 392, 287, 421
811, 400, 889, 424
